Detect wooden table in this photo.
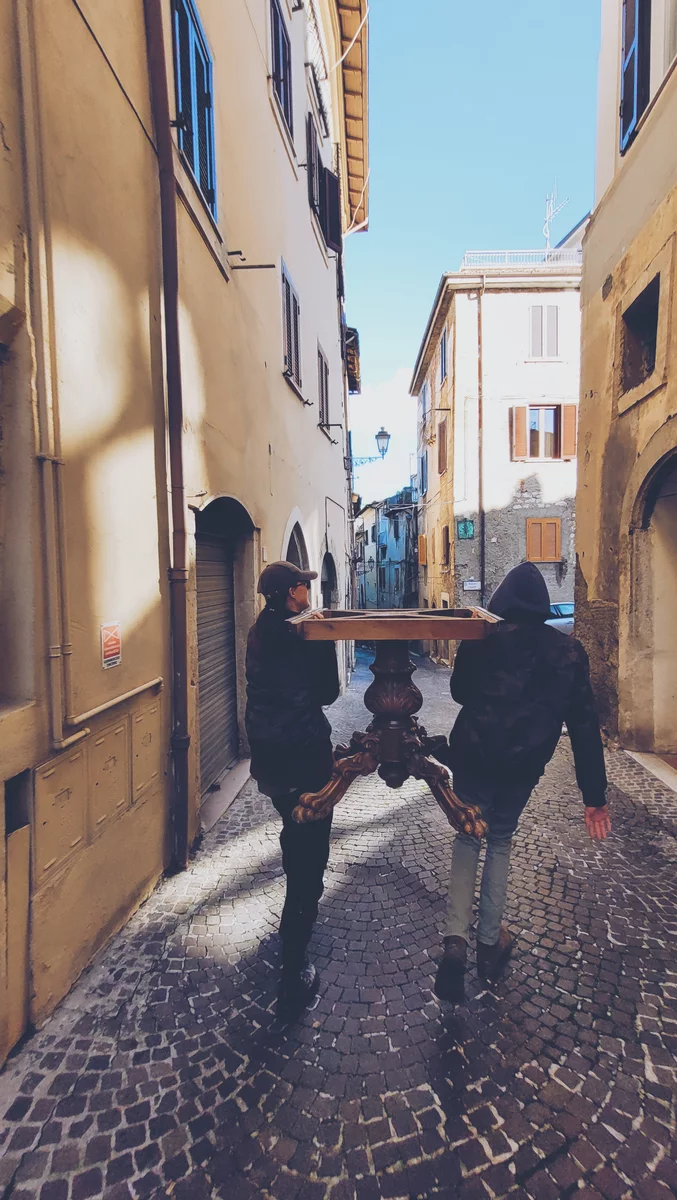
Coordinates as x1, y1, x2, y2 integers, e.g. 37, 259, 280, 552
288, 608, 500, 837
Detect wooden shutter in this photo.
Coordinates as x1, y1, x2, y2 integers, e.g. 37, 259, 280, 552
174, 1, 195, 165
438, 418, 448, 474
292, 292, 301, 385
418, 535, 427, 566
307, 116, 320, 213
546, 306, 559, 357
431, 530, 436, 564
512, 406, 528, 459
283, 273, 293, 374
442, 525, 450, 565
526, 517, 561, 562
530, 306, 543, 357
562, 404, 578, 458
620, 0, 651, 151
321, 168, 342, 253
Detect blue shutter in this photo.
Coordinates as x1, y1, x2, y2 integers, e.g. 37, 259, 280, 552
620, 0, 651, 152
172, 0, 217, 215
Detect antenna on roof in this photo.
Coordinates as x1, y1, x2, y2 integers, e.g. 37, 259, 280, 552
543, 180, 569, 250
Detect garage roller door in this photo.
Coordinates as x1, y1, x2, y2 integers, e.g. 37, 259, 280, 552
196, 534, 238, 793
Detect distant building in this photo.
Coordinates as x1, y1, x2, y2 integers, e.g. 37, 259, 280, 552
410, 225, 586, 660
577, 0, 677, 752
355, 486, 419, 609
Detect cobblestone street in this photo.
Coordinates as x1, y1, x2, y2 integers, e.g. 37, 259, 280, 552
1, 651, 676, 1200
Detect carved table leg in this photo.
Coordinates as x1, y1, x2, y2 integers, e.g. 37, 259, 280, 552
292, 639, 486, 838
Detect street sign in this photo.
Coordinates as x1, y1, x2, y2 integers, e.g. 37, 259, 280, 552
463, 580, 481, 592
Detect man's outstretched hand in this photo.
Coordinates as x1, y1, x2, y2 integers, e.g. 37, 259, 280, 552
585, 805, 611, 840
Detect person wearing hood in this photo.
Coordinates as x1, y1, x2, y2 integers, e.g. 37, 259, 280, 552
434, 562, 610, 1004
245, 561, 340, 1022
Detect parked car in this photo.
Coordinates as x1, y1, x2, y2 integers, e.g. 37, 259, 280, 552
547, 602, 574, 635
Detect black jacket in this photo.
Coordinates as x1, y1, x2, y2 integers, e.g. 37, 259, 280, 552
447, 564, 607, 807
245, 606, 340, 794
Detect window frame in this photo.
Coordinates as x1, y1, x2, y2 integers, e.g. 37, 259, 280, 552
317, 342, 329, 427
281, 261, 302, 390
172, 0, 217, 217
271, 0, 293, 137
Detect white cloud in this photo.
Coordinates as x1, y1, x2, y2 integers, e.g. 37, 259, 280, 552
348, 368, 417, 503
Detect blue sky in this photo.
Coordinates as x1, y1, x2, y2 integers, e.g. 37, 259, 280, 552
346, 0, 602, 500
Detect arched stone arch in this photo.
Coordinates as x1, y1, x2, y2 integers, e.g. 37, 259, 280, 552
285, 522, 309, 570
618, 427, 677, 750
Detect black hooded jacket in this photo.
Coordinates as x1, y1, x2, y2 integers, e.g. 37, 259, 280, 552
245, 604, 340, 794
447, 563, 607, 806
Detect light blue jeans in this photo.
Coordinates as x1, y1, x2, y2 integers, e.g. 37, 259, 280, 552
445, 772, 534, 946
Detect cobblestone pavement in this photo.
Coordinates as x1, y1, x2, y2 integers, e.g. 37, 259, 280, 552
1, 651, 677, 1200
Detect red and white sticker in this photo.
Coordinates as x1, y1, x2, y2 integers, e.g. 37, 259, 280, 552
101, 622, 122, 669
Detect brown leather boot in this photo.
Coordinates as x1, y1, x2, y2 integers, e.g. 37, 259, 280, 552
477, 926, 514, 982
434, 936, 467, 1003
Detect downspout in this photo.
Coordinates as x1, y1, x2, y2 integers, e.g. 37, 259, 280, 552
477, 279, 486, 606
16, 0, 88, 751
143, 0, 190, 871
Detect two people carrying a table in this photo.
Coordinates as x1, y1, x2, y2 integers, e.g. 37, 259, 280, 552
245, 558, 610, 1021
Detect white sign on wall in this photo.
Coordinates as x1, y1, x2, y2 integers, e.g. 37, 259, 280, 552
463, 580, 481, 592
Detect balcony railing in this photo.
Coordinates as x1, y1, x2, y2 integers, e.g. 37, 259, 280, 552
460, 248, 582, 271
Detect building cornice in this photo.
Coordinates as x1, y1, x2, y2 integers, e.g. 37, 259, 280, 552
335, 0, 369, 231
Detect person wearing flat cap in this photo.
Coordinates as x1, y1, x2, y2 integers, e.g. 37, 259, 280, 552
245, 560, 340, 1021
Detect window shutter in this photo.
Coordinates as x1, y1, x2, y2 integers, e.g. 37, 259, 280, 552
438, 418, 448, 474
442, 525, 450, 565
292, 293, 301, 385
321, 168, 342, 253
283, 275, 293, 373
530, 306, 543, 357
544, 519, 561, 561
561, 404, 578, 458
546, 306, 559, 357
620, 0, 651, 150
174, 2, 195, 165
307, 116, 320, 213
418, 535, 427, 566
431, 530, 436, 564
512, 406, 528, 459
526, 519, 544, 562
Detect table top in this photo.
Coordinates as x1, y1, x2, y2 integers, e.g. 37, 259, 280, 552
289, 607, 500, 642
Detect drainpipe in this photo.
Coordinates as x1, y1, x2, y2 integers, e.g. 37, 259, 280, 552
17, 0, 88, 752
143, 0, 190, 871
477, 280, 486, 606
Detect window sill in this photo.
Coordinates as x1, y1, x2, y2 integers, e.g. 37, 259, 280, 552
268, 85, 298, 178
524, 357, 563, 364
318, 423, 338, 443
283, 371, 311, 405
173, 146, 231, 282
513, 457, 575, 464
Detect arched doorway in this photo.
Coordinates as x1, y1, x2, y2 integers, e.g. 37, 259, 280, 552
286, 522, 309, 569
649, 459, 677, 754
195, 498, 254, 793
321, 552, 338, 610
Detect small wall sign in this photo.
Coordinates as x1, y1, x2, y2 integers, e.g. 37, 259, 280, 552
457, 519, 475, 540
101, 622, 122, 669
462, 580, 481, 592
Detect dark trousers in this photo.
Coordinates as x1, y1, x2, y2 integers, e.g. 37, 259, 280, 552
271, 793, 333, 971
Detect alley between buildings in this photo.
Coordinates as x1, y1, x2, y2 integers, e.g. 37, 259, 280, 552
0, 654, 676, 1200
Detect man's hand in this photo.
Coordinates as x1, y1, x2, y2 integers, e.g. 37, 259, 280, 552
309, 610, 325, 621
585, 805, 611, 841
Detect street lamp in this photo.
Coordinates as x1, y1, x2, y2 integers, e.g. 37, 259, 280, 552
351, 426, 391, 468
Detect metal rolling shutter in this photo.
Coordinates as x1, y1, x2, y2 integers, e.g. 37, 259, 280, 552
196, 534, 238, 793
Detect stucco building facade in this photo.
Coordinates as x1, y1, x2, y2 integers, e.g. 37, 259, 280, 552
411, 234, 584, 662
577, 0, 677, 751
0, 0, 367, 1064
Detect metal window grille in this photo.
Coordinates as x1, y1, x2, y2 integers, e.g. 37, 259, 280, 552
172, 0, 217, 214
271, 0, 293, 136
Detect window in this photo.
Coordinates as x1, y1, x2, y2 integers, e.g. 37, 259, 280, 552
271, 0, 293, 135
282, 264, 301, 388
620, 0, 652, 151
317, 344, 329, 425
441, 525, 450, 566
378, 567, 386, 591
379, 544, 386, 561
529, 306, 559, 358
172, 0, 217, 214
418, 535, 427, 566
392, 516, 400, 541
420, 451, 428, 496
526, 518, 561, 563
371, 524, 376, 543
394, 567, 401, 593
440, 330, 447, 383
511, 404, 577, 460
420, 382, 429, 420
307, 116, 321, 215
621, 274, 660, 394
437, 418, 448, 474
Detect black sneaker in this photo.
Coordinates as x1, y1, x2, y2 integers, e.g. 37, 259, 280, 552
433, 936, 467, 1004
276, 962, 320, 1023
